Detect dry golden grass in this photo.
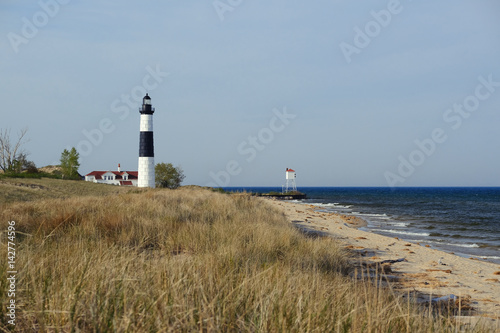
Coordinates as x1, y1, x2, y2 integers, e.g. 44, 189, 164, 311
0, 186, 489, 332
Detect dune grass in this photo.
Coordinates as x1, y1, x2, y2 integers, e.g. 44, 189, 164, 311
0, 186, 484, 332
0, 178, 131, 204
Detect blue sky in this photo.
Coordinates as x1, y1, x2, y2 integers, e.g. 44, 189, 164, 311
1, 0, 499, 186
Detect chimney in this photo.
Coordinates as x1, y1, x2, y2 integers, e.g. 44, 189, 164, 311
118, 163, 121, 172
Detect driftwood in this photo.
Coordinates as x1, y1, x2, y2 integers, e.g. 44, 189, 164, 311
364, 257, 406, 267
425, 268, 452, 274
357, 258, 406, 274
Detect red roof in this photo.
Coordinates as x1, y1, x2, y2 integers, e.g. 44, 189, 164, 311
119, 181, 133, 186
286, 169, 295, 172
85, 171, 138, 180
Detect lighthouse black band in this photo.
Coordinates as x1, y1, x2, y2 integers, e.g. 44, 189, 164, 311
139, 131, 154, 157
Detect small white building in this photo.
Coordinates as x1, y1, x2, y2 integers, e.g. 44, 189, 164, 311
283, 168, 297, 193
85, 164, 138, 186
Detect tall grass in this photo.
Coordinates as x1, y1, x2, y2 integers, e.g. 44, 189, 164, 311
0, 188, 482, 331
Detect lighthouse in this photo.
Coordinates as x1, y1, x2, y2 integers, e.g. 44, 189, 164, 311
282, 168, 297, 193
138, 93, 155, 188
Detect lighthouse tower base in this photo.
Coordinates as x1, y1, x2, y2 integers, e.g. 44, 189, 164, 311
138, 157, 155, 188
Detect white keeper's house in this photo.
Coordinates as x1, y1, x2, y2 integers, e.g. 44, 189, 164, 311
84, 164, 138, 186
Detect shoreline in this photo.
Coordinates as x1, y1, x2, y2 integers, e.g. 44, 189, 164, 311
238, 187, 500, 265
265, 198, 500, 324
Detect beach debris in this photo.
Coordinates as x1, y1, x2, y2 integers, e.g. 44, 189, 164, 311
358, 258, 405, 276
404, 243, 412, 246
426, 269, 452, 274
365, 258, 406, 268
355, 237, 367, 240
493, 271, 500, 275
379, 258, 406, 264
428, 295, 474, 311
485, 279, 499, 283
381, 263, 393, 273
431, 294, 457, 303
387, 242, 396, 246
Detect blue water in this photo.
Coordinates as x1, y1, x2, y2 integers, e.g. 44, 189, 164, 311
224, 187, 500, 264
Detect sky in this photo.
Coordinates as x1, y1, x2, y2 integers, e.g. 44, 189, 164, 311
1, 0, 499, 187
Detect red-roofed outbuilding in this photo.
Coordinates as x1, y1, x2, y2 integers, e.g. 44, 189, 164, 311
85, 164, 138, 186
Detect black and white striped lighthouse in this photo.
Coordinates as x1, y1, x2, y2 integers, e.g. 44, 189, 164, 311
138, 93, 155, 188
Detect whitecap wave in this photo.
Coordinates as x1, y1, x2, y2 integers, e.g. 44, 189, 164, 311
422, 239, 481, 249
379, 229, 430, 237
476, 255, 500, 260
352, 212, 389, 219
389, 222, 409, 227
310, 203, 352, 209
444, 242, 480, 248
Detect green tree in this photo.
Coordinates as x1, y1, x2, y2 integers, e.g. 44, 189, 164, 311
11, 153, 37, 173
60, 147, 80, 179
155, 163, 185, 189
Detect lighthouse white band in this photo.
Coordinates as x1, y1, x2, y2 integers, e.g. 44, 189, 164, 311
140, 114, 153, 132
138, 157, 155, 188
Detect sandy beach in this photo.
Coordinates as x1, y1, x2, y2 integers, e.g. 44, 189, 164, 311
266, 198, 500, 326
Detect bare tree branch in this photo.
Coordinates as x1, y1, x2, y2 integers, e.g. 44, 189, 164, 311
0, 127, 29, 172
